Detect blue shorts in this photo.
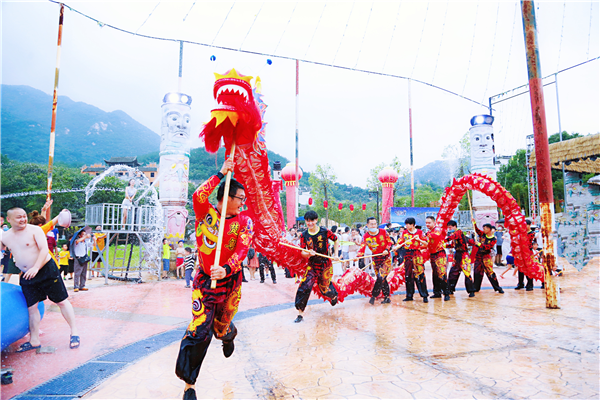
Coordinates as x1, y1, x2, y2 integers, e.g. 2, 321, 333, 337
506, 255, 514, 265
162, 259, 170, 271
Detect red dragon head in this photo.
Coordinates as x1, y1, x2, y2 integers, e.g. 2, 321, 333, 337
200, 68, 262, 154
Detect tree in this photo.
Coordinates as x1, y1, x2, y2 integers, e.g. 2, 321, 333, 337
308, 164, 337, 227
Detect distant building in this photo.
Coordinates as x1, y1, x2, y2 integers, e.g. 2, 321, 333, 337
81, 156, 159, 183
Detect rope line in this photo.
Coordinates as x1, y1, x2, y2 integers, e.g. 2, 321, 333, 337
182, 1, 197, 22
501, 2, 518, 92
461, 1, 479, 96
135, 1, 161, 34
304, 3, 326, 58
431, 0, 449, 84
555, 2, 566, 72
381, 2, 402, 72
212, 2, 236, 46
46, 0, 500, 108
273, 2, 297, 54
353, 2, 374, 69
239, 2, 264, 51
332, 1, 356, 66
410, 2, 429, 79
481, 2, 500, 105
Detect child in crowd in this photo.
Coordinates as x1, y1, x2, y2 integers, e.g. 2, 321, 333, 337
183, 247, 196, 288
58, 243, 70, 280
176, 240, 186, 280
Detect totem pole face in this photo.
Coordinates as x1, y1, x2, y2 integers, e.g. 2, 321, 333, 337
161, 99, 191, 155
166, 208, 188, 240
475, 210, 498, 229
469, 125, 495, 171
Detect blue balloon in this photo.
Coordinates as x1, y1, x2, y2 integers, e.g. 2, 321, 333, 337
210, 55, 216, 61
266, 59, 272, 65
1, 282, 45, 351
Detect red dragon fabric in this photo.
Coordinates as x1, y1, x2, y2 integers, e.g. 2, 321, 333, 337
434, 173, 545, 281
199, 70, 405, 302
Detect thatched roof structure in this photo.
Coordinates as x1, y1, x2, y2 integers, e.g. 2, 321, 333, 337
529, 133, 600, 174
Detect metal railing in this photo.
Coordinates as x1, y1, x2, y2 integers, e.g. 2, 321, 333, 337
85, 203, 162, 232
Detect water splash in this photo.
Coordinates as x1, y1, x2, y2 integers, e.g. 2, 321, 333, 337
85, 165, 164, 277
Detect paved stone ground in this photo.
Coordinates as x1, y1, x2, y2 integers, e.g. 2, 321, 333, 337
82, 259, 599, 400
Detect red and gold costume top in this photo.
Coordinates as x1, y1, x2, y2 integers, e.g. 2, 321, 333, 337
473, 226, 496, 255
300, 227, 337, 265
527, 229, 536, 251
193, 174, 253, 277
445, 229, 469, 253
357, 229, 393, 257
426, 227, 445, 254
398, 229, 426, 251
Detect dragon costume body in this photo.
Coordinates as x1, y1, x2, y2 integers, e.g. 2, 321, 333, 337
199, 69, 542, 303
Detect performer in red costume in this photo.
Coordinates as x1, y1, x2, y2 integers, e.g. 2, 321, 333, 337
176, 158, 253, 400
471, 219, 504, 294
445, 220, 476, 297
424, 216, 450, 301
515, 219, 536, 291
357, 217, 394, 305
294, 210, 340, 323
396, 217, 429, 303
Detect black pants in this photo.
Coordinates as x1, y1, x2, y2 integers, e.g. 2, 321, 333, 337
517, 271, 533, 288
447, 251, 475, 294
372, 275, 390, 298
175, 272, 241, 385
259, 262, 276, 283
430, 250, 450, 296
404, 251, 428, 299
295, 264, 337, 312
473, 255, 503, 292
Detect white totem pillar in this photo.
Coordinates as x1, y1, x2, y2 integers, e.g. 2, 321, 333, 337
159, 92, 192, 242
469, 115, 499, 228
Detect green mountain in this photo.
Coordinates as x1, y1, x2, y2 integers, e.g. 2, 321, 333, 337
1, 84, 160, 165
414, 160, 453, 188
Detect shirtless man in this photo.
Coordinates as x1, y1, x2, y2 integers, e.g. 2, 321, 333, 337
0, 207, 79, 352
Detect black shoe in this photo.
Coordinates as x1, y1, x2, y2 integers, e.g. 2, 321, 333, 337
423, 297, 429, 303
183, 388, 197, 400
444, 294, 450, 301
381, 297, 391, 304
430, 294, 442, 299
260, 280, 265, 283
330, 296, 338, 306
469, 292, 475, 298
541, 283, 545, 289
369, 297, 375, 305
515, 285, 524, 290
294, 315, 303, 323
222, 340, 235, 358
497, 288, 504, 294
403, 297, 413, 302
242, 279, 248, 283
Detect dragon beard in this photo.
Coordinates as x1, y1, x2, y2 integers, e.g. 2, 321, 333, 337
200, 96, 262, 154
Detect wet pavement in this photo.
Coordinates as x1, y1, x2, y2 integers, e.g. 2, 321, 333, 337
2, 259, 598, 399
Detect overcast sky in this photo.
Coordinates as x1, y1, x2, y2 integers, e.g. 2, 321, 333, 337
2, 1, 598, 187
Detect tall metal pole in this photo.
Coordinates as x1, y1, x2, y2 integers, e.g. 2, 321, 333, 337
295, 59, 300, 222
554, 73, 567, 212
408, 79, 414, 207
46, 3, 65, 205
178, 41, 183, 92
520, 0, 559, 309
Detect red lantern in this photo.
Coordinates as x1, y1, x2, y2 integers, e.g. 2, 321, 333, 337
349, 204, 354, 212
308, 197, 313, 206
362, 204, 366, 211
338, 203, 343, 211
323, 200, 328, 209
